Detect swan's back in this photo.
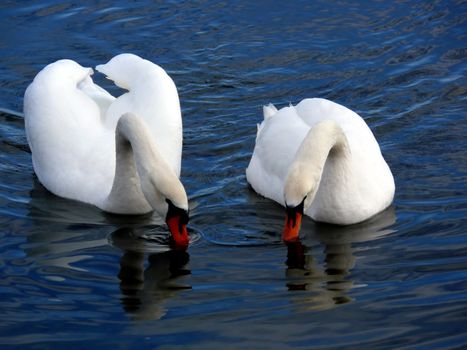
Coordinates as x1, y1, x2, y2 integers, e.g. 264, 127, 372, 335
295, 98, 381, 158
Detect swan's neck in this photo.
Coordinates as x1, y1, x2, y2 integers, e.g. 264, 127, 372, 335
284, 120, 350, 207
103, 113, 186, 215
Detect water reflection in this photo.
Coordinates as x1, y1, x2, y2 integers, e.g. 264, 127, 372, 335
111, 228, 191, 321
285, 241, 354, 309
285, 207, 396, 310
25, 177, 194, 322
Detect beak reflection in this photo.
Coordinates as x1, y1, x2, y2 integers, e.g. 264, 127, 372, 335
111, 227, 191, 320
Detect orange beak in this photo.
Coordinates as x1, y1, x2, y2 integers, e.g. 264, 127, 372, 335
283, 208, 303, 243
166, 215, 189, 249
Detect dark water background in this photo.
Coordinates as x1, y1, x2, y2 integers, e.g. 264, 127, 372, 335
1, 1, 466, 349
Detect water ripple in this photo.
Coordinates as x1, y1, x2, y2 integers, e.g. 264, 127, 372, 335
0, 0, 466, 348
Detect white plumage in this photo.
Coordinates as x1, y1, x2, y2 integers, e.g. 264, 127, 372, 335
246, 98, 395, 225
24, 54, 187, 217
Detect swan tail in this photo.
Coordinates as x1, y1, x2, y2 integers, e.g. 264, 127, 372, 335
263, 103, 277, 120
256, 104, 277, 140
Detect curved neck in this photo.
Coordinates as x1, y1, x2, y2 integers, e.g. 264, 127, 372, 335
103, 113, 186, 215
284, 120, 350, 207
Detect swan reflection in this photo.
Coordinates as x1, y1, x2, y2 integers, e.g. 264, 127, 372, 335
285, 206, 396, 310
27, 181, 191, 321
111, 228, 191, 321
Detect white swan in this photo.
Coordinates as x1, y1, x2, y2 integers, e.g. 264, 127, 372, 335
246, 98, 395, 242
24, 54, 190, 247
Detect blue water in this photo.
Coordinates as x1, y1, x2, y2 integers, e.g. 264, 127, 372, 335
1, 1, 467, 349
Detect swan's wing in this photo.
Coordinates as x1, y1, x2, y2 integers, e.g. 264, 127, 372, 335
246, 106, 309, 205
24, 60, 115, 207
294, 98, 361, 126
96, 54, 183, 176
294, 98, 381, 156
295, 98, 394, 223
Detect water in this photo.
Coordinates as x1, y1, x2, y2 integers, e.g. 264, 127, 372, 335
1, 0, 466, 348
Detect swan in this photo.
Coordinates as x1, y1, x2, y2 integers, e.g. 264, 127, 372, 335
246, 98, 395, 242
24, 54, 190, 247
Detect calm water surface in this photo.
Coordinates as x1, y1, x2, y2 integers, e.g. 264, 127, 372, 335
1, 1, 466, 349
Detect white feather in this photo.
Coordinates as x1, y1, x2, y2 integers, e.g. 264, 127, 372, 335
246, 98, 395, 225
24, 54, 187, 215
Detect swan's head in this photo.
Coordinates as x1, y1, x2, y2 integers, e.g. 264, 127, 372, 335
96, 53, 145, 90
165, 199, 190, 249
283, 165, 318, 242
141, 157, 189, 248
141, 175, 189, 248
141, 160, 190, 249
